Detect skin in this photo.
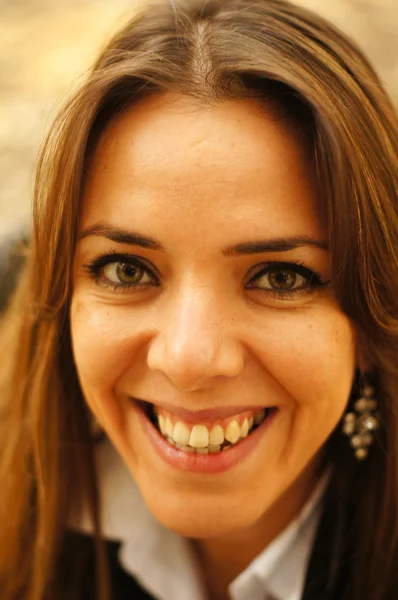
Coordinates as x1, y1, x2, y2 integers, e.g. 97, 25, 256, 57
71, 93, 359, 598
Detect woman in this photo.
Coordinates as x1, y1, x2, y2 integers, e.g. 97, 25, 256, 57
0, 0, 397, 598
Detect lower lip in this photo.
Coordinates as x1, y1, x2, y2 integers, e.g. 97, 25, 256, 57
135, 402, 278, 474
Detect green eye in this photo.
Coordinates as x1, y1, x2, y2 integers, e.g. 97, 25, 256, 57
253, 268, 305, 292
267, 269, 298, 290
103, 261, 152, 286
246, 261, 328, 298
115, 262, 144, 284
85, 252, 160, 293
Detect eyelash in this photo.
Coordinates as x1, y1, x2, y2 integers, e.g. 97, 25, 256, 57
84, 252, 160, 294
246, 260, 329, 298
83, 252, 330, 299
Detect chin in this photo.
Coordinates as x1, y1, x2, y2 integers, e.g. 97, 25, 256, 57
139, 484, 263, 539
154, 507, 251, 539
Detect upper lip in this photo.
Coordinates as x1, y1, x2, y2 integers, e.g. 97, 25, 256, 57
133, 397, 269, 423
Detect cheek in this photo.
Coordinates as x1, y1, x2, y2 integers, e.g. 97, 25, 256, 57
250, 305, 356, 460
70, 297, 145, 400
252, 304, 356, 400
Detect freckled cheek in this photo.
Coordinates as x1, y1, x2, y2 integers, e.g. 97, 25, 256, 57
251, 309, 357, 409
70, 298, 144, 390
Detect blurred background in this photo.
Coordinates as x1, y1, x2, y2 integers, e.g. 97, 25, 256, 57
1, 0, 397, 238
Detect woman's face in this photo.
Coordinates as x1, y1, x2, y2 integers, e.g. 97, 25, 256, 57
71, 93, 357, 538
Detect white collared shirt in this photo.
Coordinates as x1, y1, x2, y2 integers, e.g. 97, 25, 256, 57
69, 439, 329, 600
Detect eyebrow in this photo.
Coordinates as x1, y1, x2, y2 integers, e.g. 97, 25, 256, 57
222, 237, 328, 255
78, 223, 328, 254
78, 223, 165, 251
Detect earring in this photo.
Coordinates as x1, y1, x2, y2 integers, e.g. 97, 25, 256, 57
342, 372, 380, 461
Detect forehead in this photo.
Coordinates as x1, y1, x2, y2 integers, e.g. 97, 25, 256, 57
81, 93, 325, 245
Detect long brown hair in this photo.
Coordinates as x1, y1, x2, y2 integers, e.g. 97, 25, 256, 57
0, 1, 397, 598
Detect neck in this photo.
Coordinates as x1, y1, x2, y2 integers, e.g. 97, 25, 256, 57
191, 463, 321, 600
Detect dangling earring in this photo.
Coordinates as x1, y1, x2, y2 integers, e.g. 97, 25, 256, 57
342, 372, 380, 461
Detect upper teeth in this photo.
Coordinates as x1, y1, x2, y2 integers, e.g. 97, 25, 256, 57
155, 408, 267, 453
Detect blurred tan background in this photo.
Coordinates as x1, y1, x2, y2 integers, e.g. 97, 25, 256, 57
1, 0, 397, 237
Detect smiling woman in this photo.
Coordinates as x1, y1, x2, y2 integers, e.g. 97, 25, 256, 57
72, 94, 341, 534
0, 1, 397, 600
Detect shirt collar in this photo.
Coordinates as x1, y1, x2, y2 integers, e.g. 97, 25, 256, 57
230, 472, 328, 600
69, 438, 329, 600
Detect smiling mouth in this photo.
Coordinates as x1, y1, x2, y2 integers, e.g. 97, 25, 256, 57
141, 402, 278, 455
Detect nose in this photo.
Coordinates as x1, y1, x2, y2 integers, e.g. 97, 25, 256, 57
147, 286, 245, 391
